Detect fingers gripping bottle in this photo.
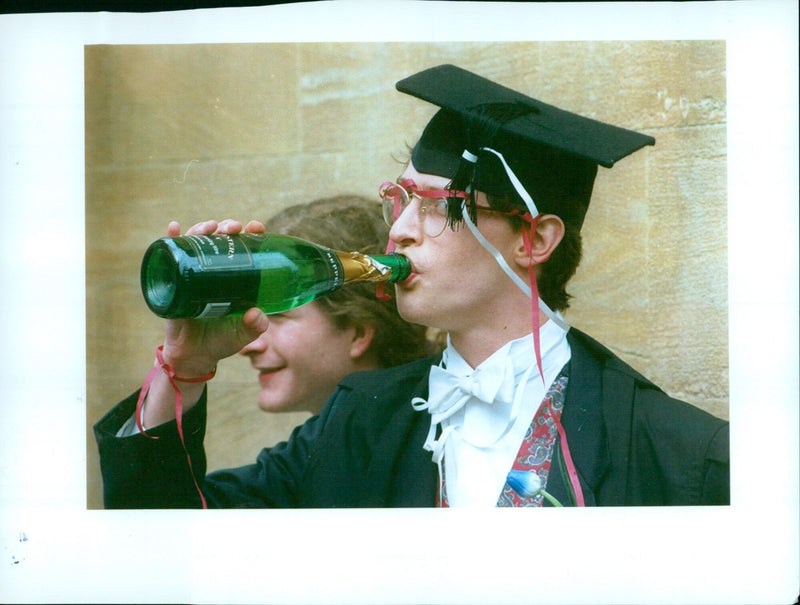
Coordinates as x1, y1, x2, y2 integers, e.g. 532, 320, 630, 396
140, 233, 411, 319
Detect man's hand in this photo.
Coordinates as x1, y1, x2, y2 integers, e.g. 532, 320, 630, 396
141, 218, 269, 428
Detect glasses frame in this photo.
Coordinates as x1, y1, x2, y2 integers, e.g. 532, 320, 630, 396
380, 179, 462, 237
380, 178, 529, 238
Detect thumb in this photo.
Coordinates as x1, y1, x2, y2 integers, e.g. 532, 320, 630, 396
239, 307, 270, 343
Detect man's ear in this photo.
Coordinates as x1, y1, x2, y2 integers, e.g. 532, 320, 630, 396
349, 324, 376, 360
513, 214, 565, 268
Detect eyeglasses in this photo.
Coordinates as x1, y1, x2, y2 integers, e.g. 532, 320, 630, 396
379, 178, 529, 238
379, 179, 465, 238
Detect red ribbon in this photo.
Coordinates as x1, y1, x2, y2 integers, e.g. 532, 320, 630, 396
521, 215, 585, 506
555, 415, 586, 506
135, 345, 214, 508
520, 215, 544, 387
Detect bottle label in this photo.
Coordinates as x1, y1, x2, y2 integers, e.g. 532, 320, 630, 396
196, 302, 232, 319
185, 234, 254, 270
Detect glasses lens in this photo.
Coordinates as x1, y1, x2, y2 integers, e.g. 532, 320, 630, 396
380, 182, 409, 227
421, 198, 449, 238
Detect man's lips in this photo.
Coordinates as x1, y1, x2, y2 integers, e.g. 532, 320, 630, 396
397, 256, 419, 286
396, 271, 418, 288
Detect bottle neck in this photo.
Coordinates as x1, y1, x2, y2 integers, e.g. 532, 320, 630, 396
335, 251, 411, 284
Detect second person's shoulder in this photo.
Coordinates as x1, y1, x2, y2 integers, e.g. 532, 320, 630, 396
339, 355, 439, 395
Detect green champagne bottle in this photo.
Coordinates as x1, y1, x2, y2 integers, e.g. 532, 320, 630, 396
140, 233, 412, 319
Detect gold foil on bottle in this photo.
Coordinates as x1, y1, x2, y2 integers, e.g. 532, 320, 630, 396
336, 251, 392, 283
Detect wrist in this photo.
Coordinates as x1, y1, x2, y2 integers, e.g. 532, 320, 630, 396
159, 345, 217, 380
136, 345, 216, 436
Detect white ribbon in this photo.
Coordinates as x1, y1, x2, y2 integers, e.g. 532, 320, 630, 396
479, 146, 539, 217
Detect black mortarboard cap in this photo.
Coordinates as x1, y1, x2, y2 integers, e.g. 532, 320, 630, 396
396, 64, 655, 229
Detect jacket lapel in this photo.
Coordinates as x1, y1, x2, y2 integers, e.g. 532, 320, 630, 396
559, 329, 614, 501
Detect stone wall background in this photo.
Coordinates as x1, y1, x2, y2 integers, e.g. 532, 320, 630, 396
85, 41, 727, 509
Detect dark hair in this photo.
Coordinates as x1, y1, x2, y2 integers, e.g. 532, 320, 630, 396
485, 192, 583, 312
264, 195, 431, 367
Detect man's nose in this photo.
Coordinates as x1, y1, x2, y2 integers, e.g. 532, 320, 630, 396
388, 197, 422, 246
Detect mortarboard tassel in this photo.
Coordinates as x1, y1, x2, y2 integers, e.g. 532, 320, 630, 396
446, 102, 537, 229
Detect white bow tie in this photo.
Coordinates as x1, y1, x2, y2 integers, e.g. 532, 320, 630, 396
422, 362, 517, 424
412, 354, 526, 465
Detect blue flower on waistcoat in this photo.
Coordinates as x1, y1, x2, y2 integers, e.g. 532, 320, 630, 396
507, 469, 542, 496
506, 470, 563, 507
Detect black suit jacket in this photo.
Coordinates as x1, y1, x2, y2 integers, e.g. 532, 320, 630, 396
94, 329, 729, 508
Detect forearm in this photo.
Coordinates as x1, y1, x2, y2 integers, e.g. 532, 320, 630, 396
94, 389, 210, 508
95, 385, 330, 509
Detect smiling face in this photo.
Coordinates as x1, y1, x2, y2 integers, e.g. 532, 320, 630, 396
388, 162, 534, 366
239, 301, 372, 414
